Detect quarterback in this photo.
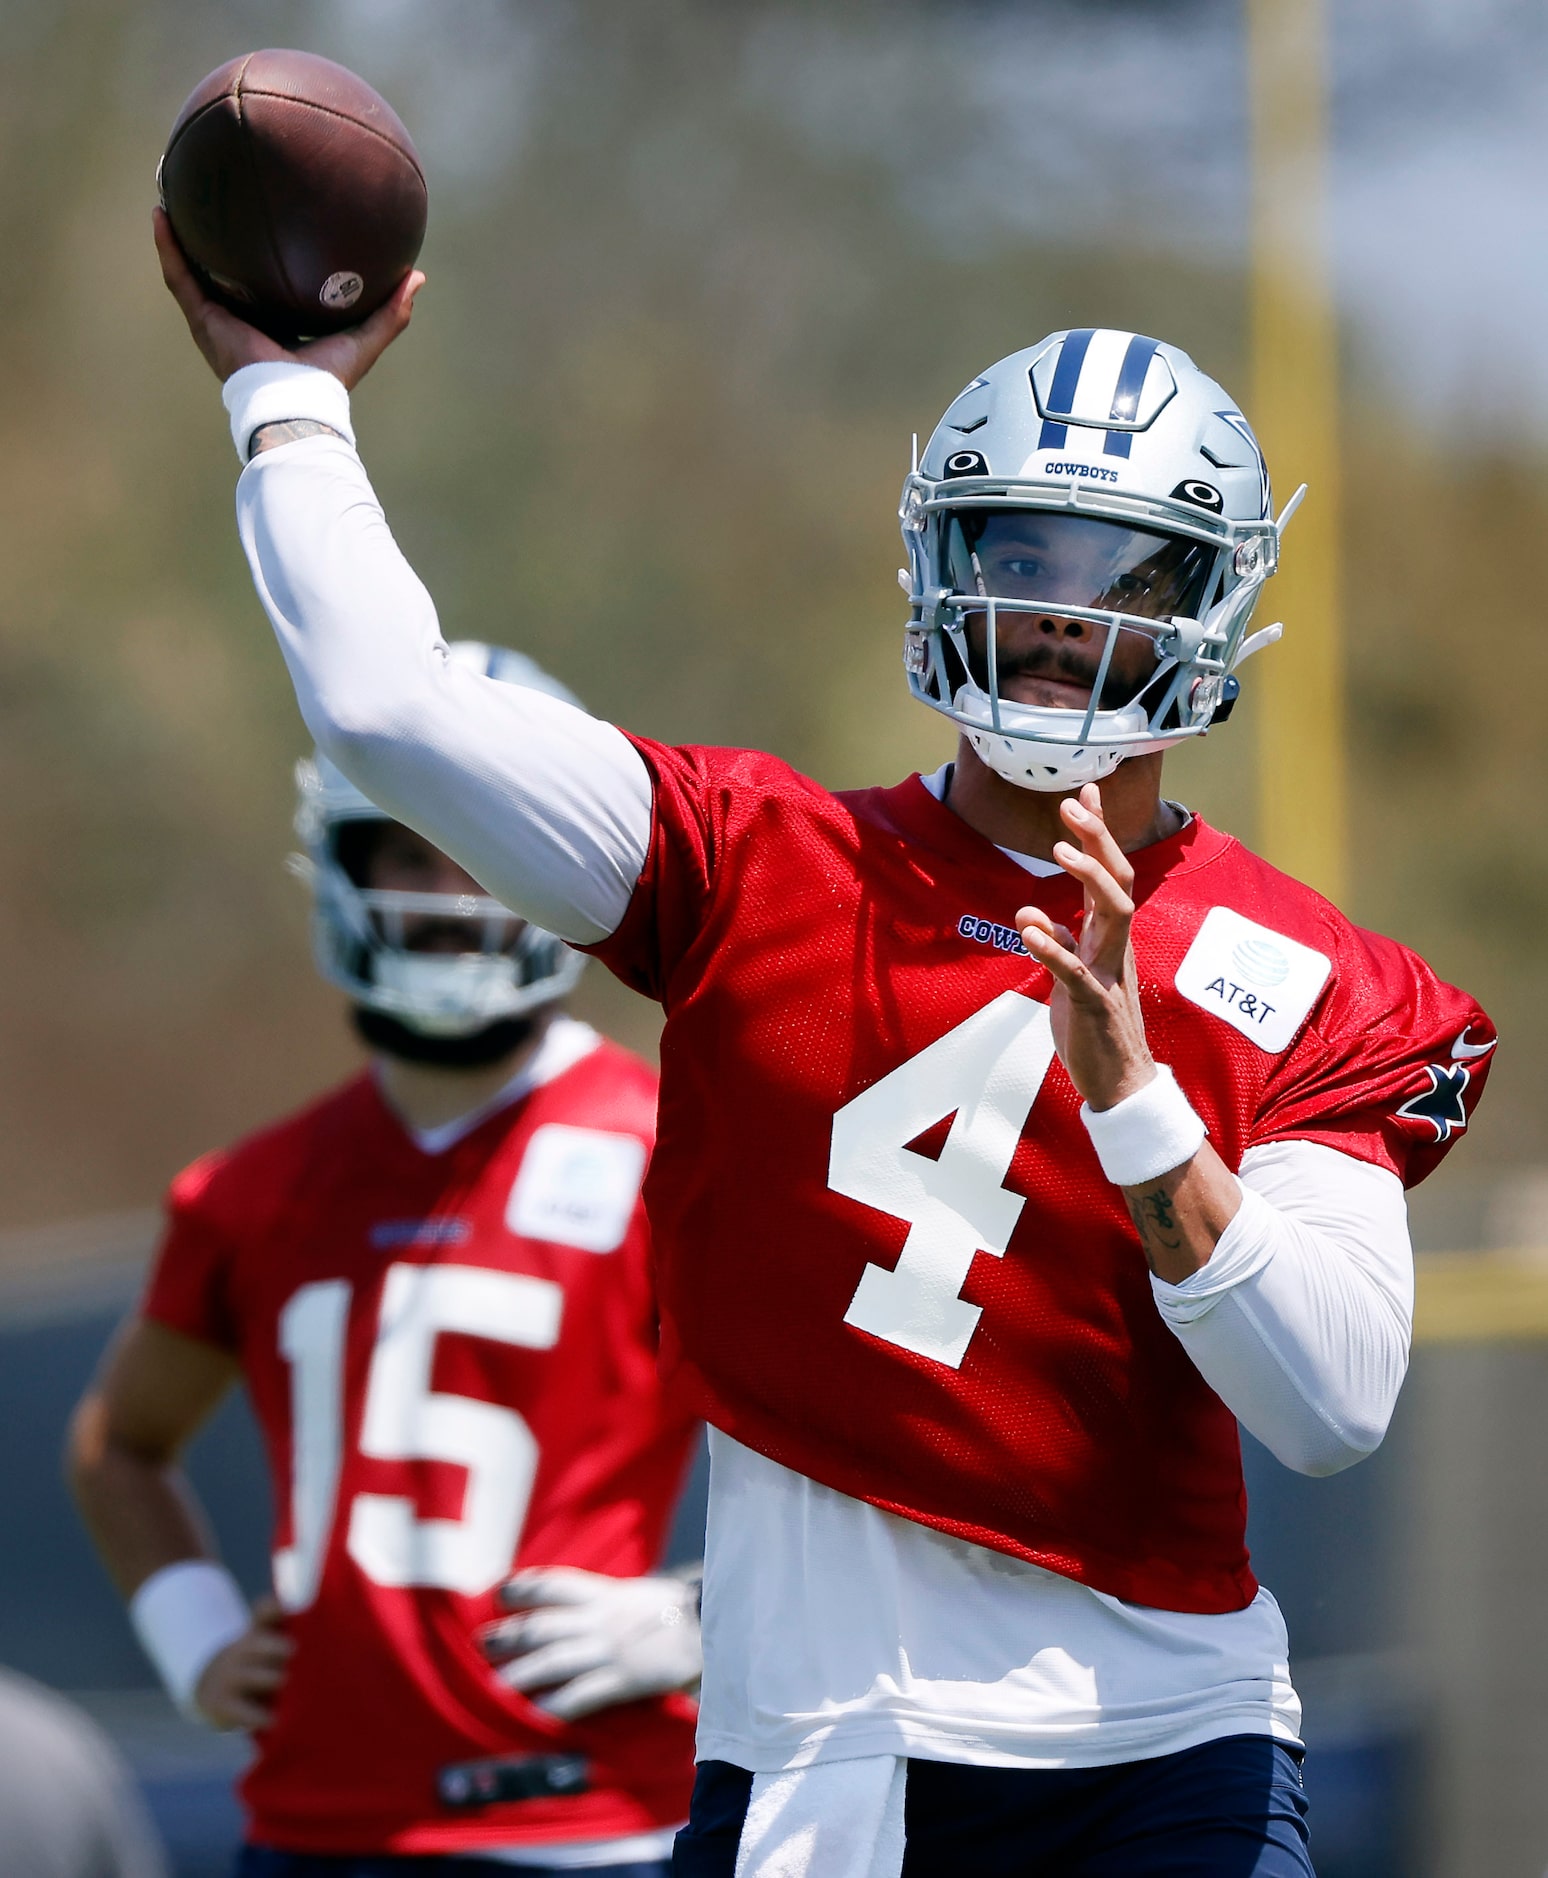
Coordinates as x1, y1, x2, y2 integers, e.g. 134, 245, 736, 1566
156, 213, 1492, 1877
70, 645, 701, 1875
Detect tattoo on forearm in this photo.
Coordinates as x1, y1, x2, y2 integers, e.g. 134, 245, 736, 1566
248, 419, 344, 458
1125, 1184, 1184, 1273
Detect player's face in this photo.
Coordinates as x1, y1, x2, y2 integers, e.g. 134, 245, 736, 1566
352, 822, 527, 955
953, 512, 1210, 711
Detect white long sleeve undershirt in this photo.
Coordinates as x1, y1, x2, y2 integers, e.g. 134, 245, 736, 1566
1153, 1139, 1411, 1476
229, 370, 652, 946
227, 363, 1412, 1497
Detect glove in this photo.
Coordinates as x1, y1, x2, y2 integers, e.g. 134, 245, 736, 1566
482, 1566, 702, 1722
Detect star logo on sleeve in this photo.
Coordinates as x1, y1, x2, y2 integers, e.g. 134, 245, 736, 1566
1394, 1062, 1474, 1143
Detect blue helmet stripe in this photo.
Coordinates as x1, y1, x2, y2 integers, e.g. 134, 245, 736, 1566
1035, 327, 1095, 450
1103, 334, 1161, 458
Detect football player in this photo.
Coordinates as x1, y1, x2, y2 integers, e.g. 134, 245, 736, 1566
156, 212, 1495, 1878
69, 644, 702, 1876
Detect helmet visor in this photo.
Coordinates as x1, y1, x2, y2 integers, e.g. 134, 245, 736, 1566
355, 886, 528, 959
945, 510, 1214, 623
331, 819, 526, 959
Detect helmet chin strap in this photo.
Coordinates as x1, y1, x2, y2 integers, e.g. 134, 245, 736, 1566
970, 733, 1127, 794
954, 679, 1149, 794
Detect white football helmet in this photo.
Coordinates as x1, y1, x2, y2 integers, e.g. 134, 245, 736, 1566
901, 328, 1300, 791
292, 642, 585, 1037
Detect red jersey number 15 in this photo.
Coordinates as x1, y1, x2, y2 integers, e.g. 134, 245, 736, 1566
273, 1264, 564, 1609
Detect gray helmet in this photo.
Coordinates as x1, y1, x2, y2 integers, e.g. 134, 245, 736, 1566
291, 642, 585, 1037
901, 329, 1298, 791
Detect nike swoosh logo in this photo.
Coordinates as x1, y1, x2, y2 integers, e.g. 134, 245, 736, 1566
1451, 1029, 1496, 1060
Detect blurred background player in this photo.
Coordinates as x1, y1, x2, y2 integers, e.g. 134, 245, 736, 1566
68, 643, 701, 1877
0, 1667, 168, 1878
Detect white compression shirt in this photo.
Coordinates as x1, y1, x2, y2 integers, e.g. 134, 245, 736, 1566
226, 362, 1415, 1768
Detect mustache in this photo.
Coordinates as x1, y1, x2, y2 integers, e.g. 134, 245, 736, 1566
993, 645, 1102, 685
976, 637, 1155, 710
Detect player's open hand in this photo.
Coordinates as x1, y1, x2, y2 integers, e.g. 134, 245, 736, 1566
481, 1567, 701, 1723
1014, 783, 1156, 1112
154, 207, 424, 391
192, 1594, 292, 1732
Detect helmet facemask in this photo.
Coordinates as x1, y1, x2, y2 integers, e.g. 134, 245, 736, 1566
292, 762, 584, 1041
904, 488, 1275, 791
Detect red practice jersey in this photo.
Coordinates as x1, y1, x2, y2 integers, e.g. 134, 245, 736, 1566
590, 746, 1494, 1616
142, 1025, 699, 1855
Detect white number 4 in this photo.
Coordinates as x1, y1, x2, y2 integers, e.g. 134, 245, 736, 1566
831, 992, 1056, 1369
273, 1264, 563, 1611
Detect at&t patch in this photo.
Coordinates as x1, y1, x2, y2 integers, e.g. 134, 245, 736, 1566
1174, 907, 1331, 1052
506, 1125, 647, 1253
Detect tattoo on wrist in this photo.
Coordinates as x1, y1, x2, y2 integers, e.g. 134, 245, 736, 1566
248, 419, 343, 459
1124, 1183, 1184, 1273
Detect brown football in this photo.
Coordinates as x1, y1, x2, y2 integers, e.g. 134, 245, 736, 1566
158, 49, 427, 343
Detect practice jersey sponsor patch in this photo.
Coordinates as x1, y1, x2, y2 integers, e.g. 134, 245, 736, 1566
1174, 906, 1331, 1052
506, 1124, 647, 1253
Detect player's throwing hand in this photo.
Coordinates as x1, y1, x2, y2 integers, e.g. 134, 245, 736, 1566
153, 206, 423, 390
1014, 784, 1157, 1113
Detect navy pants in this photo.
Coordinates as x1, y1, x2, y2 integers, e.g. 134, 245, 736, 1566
237, 1849, 671, 1878
673, 1737, 1313, 1876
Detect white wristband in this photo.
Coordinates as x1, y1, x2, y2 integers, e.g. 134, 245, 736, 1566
222, 361, 356, 462
129, 1560, 250, 1720
1080, 1064, 1207, 1188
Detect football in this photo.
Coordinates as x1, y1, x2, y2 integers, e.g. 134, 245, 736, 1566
158, 49, 427, 343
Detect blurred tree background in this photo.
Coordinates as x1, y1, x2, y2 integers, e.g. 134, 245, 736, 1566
0, 0, 1538, 1233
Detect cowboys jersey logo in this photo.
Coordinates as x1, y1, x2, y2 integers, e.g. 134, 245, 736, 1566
1395, 1062, 1474, 1143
